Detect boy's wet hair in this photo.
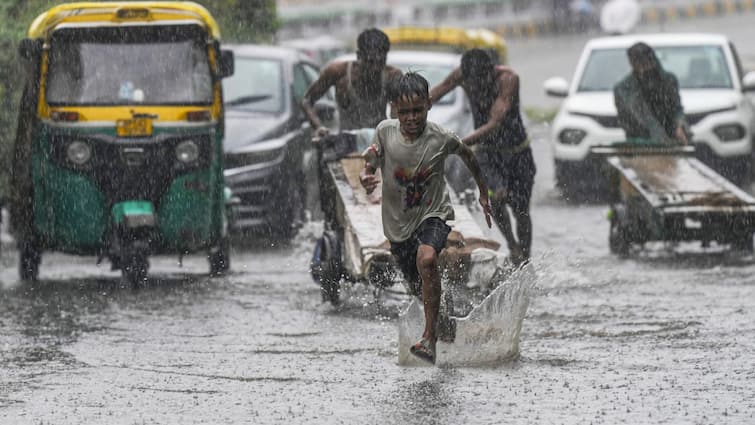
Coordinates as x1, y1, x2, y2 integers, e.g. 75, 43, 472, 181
389, 72, 429, 102
357, 28, 390, 54
461, 48, 493, 80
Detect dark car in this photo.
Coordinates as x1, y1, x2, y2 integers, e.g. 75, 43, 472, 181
222, 45, 335, 239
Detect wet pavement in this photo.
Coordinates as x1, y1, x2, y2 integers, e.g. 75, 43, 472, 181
3, 13, 755, 425
2, 121, 754, 424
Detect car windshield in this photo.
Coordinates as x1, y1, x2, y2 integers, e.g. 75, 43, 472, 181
391, 62, 456, 105
577, 45, 733, 92
222, 57, 285, 113
46, 25, 213, 106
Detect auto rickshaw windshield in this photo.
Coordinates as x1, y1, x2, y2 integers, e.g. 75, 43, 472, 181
46, 24, 213, 106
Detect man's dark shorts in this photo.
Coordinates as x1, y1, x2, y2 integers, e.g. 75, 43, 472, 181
475, 146, 536, 214
390, 217, 451, 285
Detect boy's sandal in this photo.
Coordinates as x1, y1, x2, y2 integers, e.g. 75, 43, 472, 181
409, 338, 436, 364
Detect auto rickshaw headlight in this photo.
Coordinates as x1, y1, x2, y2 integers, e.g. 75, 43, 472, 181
67, 141, 92, 165
176, 140, 199, 163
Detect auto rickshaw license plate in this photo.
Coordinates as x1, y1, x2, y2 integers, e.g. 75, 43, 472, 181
116, 118, 153, 137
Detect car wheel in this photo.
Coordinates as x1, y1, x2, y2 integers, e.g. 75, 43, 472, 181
731, 232, 753, 253
272, 172, 303, 241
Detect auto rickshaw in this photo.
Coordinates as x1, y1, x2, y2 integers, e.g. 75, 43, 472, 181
10, 2, 235, 286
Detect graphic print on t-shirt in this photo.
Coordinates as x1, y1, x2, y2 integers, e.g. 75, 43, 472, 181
394, 167, 433, 211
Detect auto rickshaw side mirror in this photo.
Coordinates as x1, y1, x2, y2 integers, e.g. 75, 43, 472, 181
18, 38, 43, 62
217, 49, 234, 79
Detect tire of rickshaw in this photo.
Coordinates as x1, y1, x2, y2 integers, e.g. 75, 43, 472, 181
122, 254, 149, 289
209, 237, 231, 277
609, 207, 631, 256
19, 240, 41, 282
319, 230, 342, 305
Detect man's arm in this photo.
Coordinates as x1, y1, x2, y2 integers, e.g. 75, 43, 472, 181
301, 62, 344, 132
455, 144, 492, 228
460, 71, 518, 146
668, 74, 689, 145
429, 68, 462, 105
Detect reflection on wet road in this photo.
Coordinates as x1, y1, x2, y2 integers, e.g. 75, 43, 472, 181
2, 122, 754, 424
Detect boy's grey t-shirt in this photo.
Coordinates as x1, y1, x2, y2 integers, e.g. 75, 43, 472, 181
364, 119, 463, 243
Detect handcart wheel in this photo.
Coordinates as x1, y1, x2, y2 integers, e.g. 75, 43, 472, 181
731, 232, 754, 253
319, 231, 343, 305
609, 209, 630, 256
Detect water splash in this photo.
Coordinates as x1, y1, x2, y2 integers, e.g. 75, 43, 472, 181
398, 261, 536, 367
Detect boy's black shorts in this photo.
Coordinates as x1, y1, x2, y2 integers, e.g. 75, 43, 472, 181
390, 217, 451, 285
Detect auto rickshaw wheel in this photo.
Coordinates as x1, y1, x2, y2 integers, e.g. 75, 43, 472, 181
122, 255, 149, 288
19, 241, 41, 282
209, 237, 231, 276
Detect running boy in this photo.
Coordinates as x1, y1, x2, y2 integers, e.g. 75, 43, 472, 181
360, 73, 493, 364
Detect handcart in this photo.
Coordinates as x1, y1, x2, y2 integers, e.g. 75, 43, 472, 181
594, 144, 755, 255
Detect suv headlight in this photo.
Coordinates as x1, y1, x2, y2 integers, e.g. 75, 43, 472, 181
67, 140, 92, 165
713, 124, 745, 142
558, 128, 587, 145
176, 140, 200, 163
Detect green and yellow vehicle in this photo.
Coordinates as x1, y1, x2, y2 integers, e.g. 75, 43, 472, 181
10, 2, 235, 285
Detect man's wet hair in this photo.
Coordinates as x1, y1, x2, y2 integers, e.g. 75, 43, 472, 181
461, 48, 494, 80
627, 42, 660, 68
357, 28, 390, 54
389, 72, 429, 103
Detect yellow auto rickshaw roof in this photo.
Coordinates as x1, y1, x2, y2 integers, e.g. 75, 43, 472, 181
382, 26, 507, 62
27, 2, 221, 40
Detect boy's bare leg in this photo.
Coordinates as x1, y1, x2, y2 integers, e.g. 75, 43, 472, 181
416, 244, 441, 343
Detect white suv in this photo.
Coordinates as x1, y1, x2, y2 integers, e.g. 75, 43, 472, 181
544, 33, 755, 199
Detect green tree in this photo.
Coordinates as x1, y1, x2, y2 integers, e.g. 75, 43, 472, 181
0, 0, 277, 198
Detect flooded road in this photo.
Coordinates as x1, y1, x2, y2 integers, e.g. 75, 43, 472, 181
3, 122, 754, 424
3, 13, 755, 424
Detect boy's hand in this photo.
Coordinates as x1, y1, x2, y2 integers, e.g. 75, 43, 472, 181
479, 190, 493, 228
360, 169, 380, 194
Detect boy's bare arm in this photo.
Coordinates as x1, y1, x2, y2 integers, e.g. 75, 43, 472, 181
359, 162, 380, 194
360, 144, 381, 194
456, 145, 493, 228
